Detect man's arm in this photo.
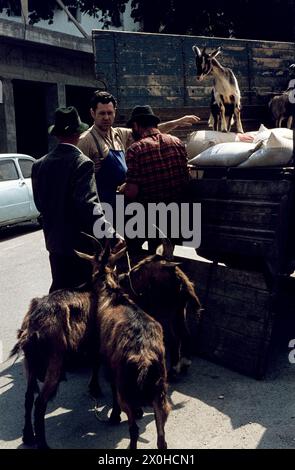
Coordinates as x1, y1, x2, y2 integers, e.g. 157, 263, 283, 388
72, 159, 114, 237
158, 115, 200, 134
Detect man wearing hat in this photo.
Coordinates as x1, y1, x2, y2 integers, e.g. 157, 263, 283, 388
32, 106, 125, 292
78, 91, 200, 206
122, 105, 190, 253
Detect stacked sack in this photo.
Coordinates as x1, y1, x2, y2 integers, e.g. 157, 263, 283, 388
187, 125, 294, 168
238, 125, 293, 167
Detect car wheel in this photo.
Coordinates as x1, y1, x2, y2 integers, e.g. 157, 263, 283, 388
36, 215, 43, 228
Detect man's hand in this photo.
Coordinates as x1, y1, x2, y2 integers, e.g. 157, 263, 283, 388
237, 133, 254, 143
176, 115, 201, 127
117, 182, 126, 194
158, 115, 200, 133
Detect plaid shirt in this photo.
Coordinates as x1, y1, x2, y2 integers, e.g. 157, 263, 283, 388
126, 129, 189, 203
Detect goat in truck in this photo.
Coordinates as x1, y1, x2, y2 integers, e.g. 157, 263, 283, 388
193, 46, 244, 133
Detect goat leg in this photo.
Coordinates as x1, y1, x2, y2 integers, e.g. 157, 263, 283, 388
124, 404, 139, 449
235, 106, 244, 133
109, 381, 121, 424
23, 369, 38, 446
167, 327, 182, 380
153, 398, 168, 449
34, 356, 63, 449
177, 311, 192, 372
89, 360, 102, 398
34, 395, 50, 449
220, 104, 227, 132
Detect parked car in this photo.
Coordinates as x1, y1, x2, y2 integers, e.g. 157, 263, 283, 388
0, 153, 40, 228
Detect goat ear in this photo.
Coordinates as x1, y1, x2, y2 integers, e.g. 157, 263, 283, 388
211, 47, 221, 58
74, 250, 95, 263
192, 45, 202, 57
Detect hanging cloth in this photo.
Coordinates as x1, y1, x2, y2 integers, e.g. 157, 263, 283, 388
90, 130, 127, 206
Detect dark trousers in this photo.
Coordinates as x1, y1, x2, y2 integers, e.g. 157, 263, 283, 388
49, 253, 93, 293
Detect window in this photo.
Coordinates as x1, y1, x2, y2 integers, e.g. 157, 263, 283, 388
0, 160, 19, 182
18, 159, 33, 179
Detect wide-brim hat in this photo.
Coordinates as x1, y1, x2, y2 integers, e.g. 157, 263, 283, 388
48, 106, 89, 136
127, 105, 160, 127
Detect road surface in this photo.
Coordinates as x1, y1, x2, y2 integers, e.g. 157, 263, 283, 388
1, 225, 295, 450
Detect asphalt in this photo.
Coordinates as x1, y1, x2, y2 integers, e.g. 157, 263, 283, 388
1, 227, 295, 452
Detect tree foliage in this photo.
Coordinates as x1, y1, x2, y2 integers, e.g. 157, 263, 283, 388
0, 0, 295, 41
0, 0, 128, 27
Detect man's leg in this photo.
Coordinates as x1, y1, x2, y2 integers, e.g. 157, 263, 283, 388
49, 253, 93, 293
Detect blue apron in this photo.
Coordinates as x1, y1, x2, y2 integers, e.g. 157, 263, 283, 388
95, 148, 127, 206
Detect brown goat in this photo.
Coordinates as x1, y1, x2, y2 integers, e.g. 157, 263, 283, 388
10, 271, 101, 448
119, 240, 202, 379
78, 242, 171, 449
269, 92, 295, 128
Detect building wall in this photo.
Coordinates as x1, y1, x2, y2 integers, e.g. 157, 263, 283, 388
0, 1, 138, 37
0, 19, 97, 156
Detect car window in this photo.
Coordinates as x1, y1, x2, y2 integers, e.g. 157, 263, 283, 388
0, 160, 19, 181
19, 159, 34, 178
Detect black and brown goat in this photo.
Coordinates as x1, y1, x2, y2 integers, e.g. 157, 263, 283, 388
78, 241, 171, 449
119, 240, 202, 379
193, 45, 243, 133
269, 91, 295, 128
10, 264, 101, 448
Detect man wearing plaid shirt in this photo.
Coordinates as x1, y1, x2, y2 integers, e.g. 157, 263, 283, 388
122, 105, 190, 253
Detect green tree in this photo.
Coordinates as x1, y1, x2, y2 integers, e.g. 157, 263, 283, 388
0, 0, 129, 26
0, 0, 295, 41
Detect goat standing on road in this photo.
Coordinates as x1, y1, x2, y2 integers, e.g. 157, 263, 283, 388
10, 243, 104, 449
119, 239, 202, 380
193, 46, 244, 133
77, 242, 171, 450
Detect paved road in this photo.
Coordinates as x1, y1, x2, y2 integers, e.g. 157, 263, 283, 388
1, 226, 295, 450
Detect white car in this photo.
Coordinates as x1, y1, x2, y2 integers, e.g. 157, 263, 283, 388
0, 153, 40, 228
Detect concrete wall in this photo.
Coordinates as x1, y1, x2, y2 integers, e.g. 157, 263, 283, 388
0, 0, 138, 38
0, 19, 97, 155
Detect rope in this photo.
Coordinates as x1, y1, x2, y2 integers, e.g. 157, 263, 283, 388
125, 250, 143, 298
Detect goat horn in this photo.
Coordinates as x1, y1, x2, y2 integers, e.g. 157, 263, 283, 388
80, 231, 103, 251
108, 247, 127, 266
74, 249, 95, 262
192, 45, 201, 57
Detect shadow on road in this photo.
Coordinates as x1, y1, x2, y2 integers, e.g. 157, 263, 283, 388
0, 223, 41, 243
0, 360, 158, 449
170, 338, 295, 449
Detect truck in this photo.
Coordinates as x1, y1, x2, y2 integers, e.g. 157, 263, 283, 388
93, 30, 295, 378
